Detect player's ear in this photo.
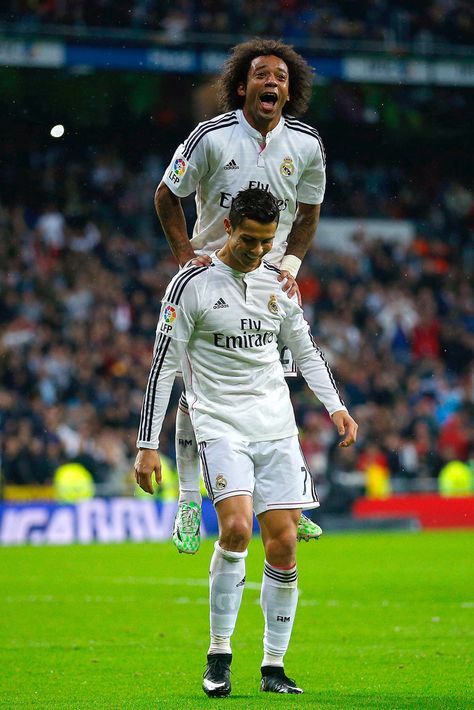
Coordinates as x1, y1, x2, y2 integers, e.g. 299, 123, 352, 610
224, 217, 232, 236
237, 82, 246, 97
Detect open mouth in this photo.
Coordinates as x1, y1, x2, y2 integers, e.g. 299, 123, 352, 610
259, 92, 278, 111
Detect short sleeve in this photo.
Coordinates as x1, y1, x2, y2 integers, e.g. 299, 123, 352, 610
296, 140, 326, 205
162, 130, 210, 198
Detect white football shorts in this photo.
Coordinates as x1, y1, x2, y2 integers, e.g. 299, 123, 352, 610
198, 435, 319, 516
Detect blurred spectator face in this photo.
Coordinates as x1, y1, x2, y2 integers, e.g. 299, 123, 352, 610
238, 55, 290, 130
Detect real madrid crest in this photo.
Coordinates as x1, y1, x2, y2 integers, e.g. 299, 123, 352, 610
280, 156, 295, 177
268, 294, 279, 315
215, 474, 227, 490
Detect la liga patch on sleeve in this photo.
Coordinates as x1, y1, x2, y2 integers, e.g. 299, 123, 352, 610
159, 305, 177, 334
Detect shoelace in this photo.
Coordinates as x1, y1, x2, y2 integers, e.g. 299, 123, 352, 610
179, 506, 199, 533
206, 657, 231, 679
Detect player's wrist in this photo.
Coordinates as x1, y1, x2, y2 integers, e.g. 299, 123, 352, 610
280, 254, 302, 278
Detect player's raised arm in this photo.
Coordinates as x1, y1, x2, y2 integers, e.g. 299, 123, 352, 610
155, 182, 195, 267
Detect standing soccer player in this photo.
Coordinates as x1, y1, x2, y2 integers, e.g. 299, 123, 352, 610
155, 38, 326, 553
135, 189, 357, 696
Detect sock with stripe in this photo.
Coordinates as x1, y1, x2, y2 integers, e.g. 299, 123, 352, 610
175, 397, 201, 506
208, 542, 248, 655
260, 561, 298, 667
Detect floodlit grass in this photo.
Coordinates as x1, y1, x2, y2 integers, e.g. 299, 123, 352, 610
0, 531, 473, 709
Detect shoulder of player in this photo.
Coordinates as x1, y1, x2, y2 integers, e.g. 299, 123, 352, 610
262, 260, 282, 279
182, 111, 239, 160
283, 116, 326, 159
262, 261, 299, 306
166, 264, 214, 305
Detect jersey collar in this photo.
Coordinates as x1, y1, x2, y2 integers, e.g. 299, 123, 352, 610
237, 109, 285, 143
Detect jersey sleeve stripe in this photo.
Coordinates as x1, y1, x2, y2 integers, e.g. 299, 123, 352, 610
308, 332, 345, 407
138, 332, 172, 442
182, 117, 239, 159
284, 116, 323, 139
167, 265, 209, 304
182, 111, 236, 153
285, 120, 326, 166
263, 262, 282, 274
139, 268, 208, 441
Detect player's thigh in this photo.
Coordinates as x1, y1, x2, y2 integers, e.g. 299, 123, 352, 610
252, 435, 319, 516
198, 438, 254, 507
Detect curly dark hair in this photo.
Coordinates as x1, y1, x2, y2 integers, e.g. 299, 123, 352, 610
229, 188, 280, 229
216, 38, 313, 118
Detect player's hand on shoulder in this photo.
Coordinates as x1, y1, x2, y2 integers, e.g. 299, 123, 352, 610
183, 254, 212, 268
278, 270, 301, 305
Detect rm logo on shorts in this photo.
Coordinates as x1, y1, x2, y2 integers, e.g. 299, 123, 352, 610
215, 474, 227, 490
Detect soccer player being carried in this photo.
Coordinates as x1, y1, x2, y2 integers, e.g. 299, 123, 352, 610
135, 188, 358, 697
155, 38, 327, 553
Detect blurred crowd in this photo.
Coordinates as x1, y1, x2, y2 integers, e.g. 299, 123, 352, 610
2, 0, 474, 47
0, 128, 473, 501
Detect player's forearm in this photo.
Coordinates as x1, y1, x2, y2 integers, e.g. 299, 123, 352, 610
298, 353, 347, 416
136, 333, 184, 449
136, 369, 176, 450
282, 321, 346, 415
284, 203, 321, 261
155, 182, 195, 266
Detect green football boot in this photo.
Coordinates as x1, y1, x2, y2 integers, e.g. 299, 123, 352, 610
297, 513, 322, 542
172, 502, 201, 554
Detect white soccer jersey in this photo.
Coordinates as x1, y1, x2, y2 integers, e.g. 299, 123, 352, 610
162, 110, 326, 265
137, 255, 345, 450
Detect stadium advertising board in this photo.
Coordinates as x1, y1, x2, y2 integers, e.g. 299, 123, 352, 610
0, 498, 221, 546
1, 39, 473, 86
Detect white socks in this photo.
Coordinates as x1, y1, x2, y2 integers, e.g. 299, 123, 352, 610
260, 561, 298, 667
175, 397, 201, 506
208, 542, 247, 656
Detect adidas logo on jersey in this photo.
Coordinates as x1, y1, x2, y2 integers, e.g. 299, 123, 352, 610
223, 159, 239, 170
213, 298, 229, 309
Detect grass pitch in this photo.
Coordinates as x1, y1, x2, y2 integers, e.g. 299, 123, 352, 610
0, 531, 473, 709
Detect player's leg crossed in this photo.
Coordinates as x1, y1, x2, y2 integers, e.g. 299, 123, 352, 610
172, 393, 201, 554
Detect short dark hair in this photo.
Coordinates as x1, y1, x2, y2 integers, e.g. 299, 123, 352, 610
229, 188, 280, 229
216, 38, 314, 118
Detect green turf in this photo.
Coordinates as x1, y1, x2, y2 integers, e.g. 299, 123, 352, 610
0, 531, 473, 709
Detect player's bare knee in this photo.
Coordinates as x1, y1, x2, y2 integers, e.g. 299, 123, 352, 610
219, 516, 252, 552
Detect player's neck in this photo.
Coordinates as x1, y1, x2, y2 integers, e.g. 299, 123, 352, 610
242, 108, 280, 138
216, 246, 258, 274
